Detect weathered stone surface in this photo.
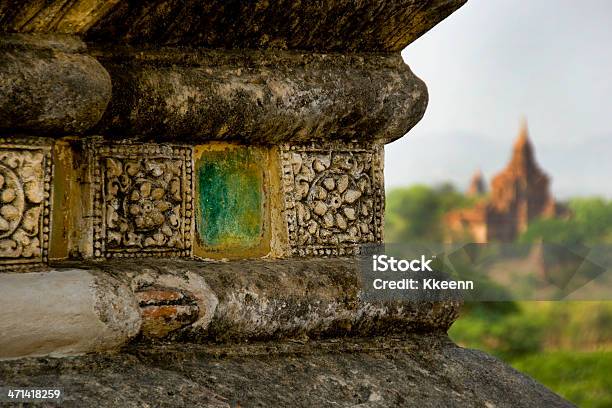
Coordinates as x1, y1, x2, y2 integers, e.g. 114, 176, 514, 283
136, 286, 200, 338
0, 137, 52, 270
281, 143, 384, 256
86, 0, 466, 52
135, 287, 187, 305
0, 258, 460, 359
85, 141, 193, 259
93, 49, 427, 144
0, 1, 120, 34
0, 335, 573, 407
0, 269, 140, 360
0, 34, 111, 135
106, 258, 460, 343
129, 263, 219, 336
1, 1, 467, 52
140, 304, 200, 339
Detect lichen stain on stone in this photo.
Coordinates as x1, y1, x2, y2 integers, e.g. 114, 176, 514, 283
196, 147, 264, 249
163, 73, 201, 117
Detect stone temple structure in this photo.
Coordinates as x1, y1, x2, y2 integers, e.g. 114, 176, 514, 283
0, 1, 572, 407
467, 169, 486, 197
446, 121, 568, 243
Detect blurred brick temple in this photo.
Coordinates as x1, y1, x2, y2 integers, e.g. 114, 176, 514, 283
445, 121, 569, 243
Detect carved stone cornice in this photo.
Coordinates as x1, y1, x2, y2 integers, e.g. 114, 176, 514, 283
92, 48, 427, 144
0, 258, 461, 358
1, 0, 466, 52
0, 34, 111, 135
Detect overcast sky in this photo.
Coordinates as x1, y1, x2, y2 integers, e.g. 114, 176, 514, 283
385, 0, 612, 199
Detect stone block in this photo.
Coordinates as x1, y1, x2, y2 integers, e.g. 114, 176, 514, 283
88, 142, 193, 259
0, 138, 387, 264
281, 143, 384, 256
0, 137, 52, 270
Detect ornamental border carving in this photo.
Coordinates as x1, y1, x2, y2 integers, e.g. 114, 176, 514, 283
280, 142, 384, 257
91, 142, 193, 259
0, 138, 53, 270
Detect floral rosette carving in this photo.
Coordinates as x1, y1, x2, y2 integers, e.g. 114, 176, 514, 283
104, 158, 184, 251
290, 151, 377, 248
0, 150, 45, 260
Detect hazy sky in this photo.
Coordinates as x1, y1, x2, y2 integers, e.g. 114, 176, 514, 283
385, 0, 612, 199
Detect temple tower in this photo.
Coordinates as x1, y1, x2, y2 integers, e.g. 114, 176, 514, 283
467, 169, 486, 196
446, 120, 565, 243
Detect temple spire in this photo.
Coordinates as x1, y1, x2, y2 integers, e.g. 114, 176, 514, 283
515, 117, 529, 145
467, 169, 486, 196
509, 118, 537, 175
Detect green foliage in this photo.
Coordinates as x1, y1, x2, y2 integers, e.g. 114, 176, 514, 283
520, 197, 612, 244
450, 302, 546, 359
520, 218, 585, 244
570, 197, 612, 242
450, 301, 612, 359
512, 351, 612, 408
385, 183, 473, 243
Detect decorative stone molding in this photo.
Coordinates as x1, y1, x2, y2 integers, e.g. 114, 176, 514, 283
0, 138, 386, 264
90, 142, 193, 259
0, 138, 52, 270
281, 143, 384, 256
0, 34, 111, 136
0, 1, 467, 52
94, 49, 427, 144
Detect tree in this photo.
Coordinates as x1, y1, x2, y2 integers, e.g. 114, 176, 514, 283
385, 183, 473, 243
520, 197, 612, 244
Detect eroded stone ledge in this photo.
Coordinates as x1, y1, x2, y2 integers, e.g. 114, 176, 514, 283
1, 35, 427, 143
121, 258, 460, 342
1, 0, 467, 52
92, 48, 427, 144
0, 258, 460, 359
0, 269, 140, 360
0, 334, 573, 407
0, 34, 111, 135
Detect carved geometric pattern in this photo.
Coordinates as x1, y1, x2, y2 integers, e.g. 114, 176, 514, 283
92, 143, 193, 259
0, 138, 52, 270
281, 143, 384, 256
